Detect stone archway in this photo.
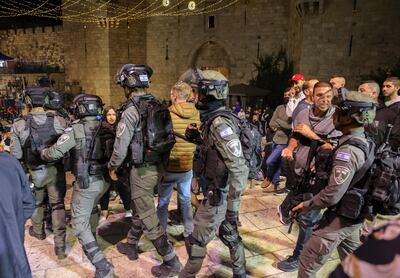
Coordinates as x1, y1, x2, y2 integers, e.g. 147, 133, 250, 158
190, 41, 231, 78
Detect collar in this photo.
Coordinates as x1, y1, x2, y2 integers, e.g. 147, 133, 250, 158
385, 96, 400, 107
338, 127, 365, 145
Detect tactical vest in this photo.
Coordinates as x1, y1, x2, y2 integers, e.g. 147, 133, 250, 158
194, 113, 230, 191
24, 113, 59, 169
126, 94, 175, 167
194, 109, 262, 180
71, 120, 106, 189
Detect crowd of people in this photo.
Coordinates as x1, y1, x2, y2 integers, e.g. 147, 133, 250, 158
0, 66, 399, 278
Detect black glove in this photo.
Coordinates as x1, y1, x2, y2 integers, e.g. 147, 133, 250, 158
185, 123, 202, 144
225, 210, 240, 226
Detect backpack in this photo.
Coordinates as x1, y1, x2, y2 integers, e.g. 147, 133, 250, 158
341, 129, 400, 218
205, 109, 263, 180
128, 94, 176, 165
23, 113, 59, 169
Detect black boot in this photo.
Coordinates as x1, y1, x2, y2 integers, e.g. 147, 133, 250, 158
55, 246, 67, 260
151, 256, 182, 278
29, 226, 46, 240
116, 242, 138, 261
94, 258, 114, 278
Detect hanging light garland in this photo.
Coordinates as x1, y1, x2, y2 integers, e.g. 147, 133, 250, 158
0, 0, 240, 24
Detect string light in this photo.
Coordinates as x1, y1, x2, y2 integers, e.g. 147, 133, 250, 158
0, 0, 240, 24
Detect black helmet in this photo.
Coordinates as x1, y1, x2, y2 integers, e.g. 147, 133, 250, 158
179, 68, 229, 100
44, 91, 64, 110
71, 94, 104, 119
24, 87, 50, 107
116, 64, 153, 89
333, 91, 376, 124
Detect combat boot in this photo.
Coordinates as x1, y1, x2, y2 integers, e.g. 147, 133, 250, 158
94, 258, 114, 278
151, 255, 182, 278
29, 226, 46, 240
55, 246, 67, 260
116, 242, 139, 260
277, 255, 299, 272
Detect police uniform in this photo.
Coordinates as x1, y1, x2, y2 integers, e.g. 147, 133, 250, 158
41, 116, 111, 274
179, 108, 249, 278
11, 111, 67, 252
109, 92, 177, 261
298, 127, 368, 278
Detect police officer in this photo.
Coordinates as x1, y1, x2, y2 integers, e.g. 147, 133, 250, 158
109, 64, 181, 277
40, 94, 114, 278
292, 91, 376, 278
178, 69, 249, 278
11, 87, 67, 259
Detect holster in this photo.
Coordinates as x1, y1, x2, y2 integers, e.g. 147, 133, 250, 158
337, 188, 365, 219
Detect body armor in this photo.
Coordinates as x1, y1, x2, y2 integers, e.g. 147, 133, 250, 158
72, 120, 106, 189
24, 113, 59, 169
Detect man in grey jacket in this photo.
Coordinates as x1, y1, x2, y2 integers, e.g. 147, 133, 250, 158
262, 87, 292, 192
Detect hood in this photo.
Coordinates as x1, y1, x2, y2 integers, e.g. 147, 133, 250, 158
169, 102, 199, 119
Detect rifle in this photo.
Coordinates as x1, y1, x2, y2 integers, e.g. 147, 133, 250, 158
287, 140, 319, 234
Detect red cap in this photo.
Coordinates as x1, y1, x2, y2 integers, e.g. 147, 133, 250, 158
288, 74, 305, 84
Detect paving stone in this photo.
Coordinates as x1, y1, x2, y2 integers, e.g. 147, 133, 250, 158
27, 241, 84, 272
238, 214, 262, 234
45, 262, 95, 278
243, 209, 283, 230
240, 196, 269, 213
245, 253, 284, 277
242, 229, 295, 256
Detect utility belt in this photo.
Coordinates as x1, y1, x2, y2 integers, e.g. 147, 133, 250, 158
29, 162, 57, 171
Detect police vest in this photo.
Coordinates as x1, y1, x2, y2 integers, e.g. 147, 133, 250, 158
23, 113, 59, 169
125, 94, 175, 167
71, 120, 106, 188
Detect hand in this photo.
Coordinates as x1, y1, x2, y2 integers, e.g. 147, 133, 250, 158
294, 124, 314, 139
225, 210, 240, 226
40, 148, 49, 160
185, 123, 201, 143
281, 147, 294, 160
191, 177, 200, 195
292, 202, 305, 213
109, 169, 118, 181
320, 142, 333, 150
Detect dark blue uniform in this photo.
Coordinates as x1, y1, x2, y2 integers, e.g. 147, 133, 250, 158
0, 152, 35, 278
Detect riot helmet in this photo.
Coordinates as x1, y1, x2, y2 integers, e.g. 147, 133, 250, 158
44, 91, 64, 110
116, 64, 153, 90
179, 68, 229, 110
71, 94, 104, 119
333, 91, 376, 125
179, 68, 229, 100
24, 87, 50, 107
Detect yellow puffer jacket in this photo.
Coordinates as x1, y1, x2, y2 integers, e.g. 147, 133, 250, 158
167, 102, 200, 172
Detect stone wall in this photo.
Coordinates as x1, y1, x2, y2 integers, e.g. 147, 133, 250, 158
1, 0, 399, 102
146, 0, 289, 99
0, 26, 64, 68
62, 19, 147, 106
293, 0, 400, 89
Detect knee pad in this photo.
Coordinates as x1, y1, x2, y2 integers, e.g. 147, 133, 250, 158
83, 241, 102, 263
151, 234, 173, 257
186, 234, 206, 259
219, 220, 242, 249
50, 202, 65, 211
